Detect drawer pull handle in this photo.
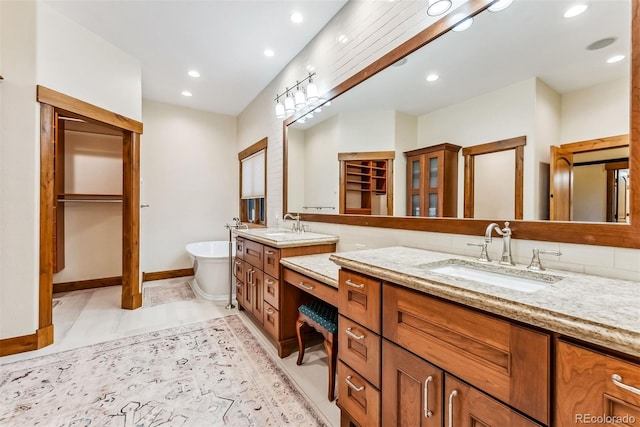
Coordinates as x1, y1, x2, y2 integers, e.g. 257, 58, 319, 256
266, 250, 275, 255
612, 374, 640, 395
235, 260, 242, 266
266, 279, 274, 285
298, 282, 314, 291
345, 279, 364, 289
235, 282, 243, 288
345, 375, 364, 392
345, 328, 364, 340
448, 389, 458, 427
265, 307, 275, 315
424, 376, 433, 418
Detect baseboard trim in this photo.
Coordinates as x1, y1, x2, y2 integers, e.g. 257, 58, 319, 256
53, 276, 122, 294
0, 324, 54, 357
142, 268, 194, 282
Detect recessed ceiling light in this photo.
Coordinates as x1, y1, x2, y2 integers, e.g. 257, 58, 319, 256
187, 70, 200, 78
264, 49, 275, 57
427, 0, 452, 16
181, 91, 193, 97
306, 64, 316, 72
290, 12, 303, 23
564, 4, 588, 18
452, 16, 473, 32
607, 54, 625, 64
337, 34, 349, 44
488, 0, 513, 13
393, 58, 408, 67
426, 73, 439, 82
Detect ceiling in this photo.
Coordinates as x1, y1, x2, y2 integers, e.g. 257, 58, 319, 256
44, 0, 347, 116
291, 0, 631, 129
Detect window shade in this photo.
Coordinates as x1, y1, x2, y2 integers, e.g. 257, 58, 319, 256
241, 150, 265, 199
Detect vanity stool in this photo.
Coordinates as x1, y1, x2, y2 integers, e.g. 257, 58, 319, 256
296, 300, 338, 401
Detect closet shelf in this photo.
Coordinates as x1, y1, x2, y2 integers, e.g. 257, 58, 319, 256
58, 193, 123, 203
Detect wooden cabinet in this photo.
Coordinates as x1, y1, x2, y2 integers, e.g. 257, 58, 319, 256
382, 340, 443, 427
339, 151, 394, 215
445, 374, 543, 427
234, 234, 336, 357
555, 340, 640, 426
405, 143, 461, 217
337, 269, 382, 426
383, 284, 550, 424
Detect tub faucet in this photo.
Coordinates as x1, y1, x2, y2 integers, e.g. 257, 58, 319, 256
485, 221, 515, 266
283, 213, 301, 232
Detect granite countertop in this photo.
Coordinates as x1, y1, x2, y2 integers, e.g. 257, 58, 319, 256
280, 253, 339, 289
329, 246, 640, 357
234, 228, 338, 248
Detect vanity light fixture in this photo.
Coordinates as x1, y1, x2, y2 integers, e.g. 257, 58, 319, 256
427, 0, 452, 16
563, 4, 588, 18
187, 70, 200, 78
488, 0, 513, 13
607, 54, 625, 64
181, 91, 193, 97
274, 72, 323, 117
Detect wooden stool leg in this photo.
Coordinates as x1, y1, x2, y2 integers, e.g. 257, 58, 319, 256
324, 336, 337, 401
296, 319, 306, 366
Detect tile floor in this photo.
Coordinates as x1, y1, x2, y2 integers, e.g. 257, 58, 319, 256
0, 278, 340, 427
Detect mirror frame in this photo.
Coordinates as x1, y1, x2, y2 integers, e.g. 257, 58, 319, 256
283, 0, 640, 249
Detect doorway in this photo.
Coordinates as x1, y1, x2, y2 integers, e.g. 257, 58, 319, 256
38, 86, 143, 347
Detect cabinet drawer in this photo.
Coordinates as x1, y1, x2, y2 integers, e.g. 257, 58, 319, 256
383, 284, 550, 425
263, 273, 279, 309
235, 238, 245, 260
244, 239, 264, 269
555, 340, 640, 426
234, 257, 244, 281
284, 268, 338, 307
338, 360, 380, 427
235, 279, 245, 308
338, 270, 381, 334
263, 246, 281, 279
263, 302, 280, 340
445, 374, 543, 427
338, 315, 380, 388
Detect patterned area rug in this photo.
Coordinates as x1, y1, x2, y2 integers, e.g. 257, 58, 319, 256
0, 315, 328, 426
143, 281, 197, 307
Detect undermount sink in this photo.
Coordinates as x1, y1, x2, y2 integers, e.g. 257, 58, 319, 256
428, 260, 561, 293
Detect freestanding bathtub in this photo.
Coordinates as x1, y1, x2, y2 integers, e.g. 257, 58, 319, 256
186, 241, 236, 302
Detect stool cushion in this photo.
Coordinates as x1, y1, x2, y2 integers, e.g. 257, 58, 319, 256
299, 301, 338, 334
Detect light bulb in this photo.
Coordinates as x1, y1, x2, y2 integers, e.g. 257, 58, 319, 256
275, 101, 285, 118
294, 86, 306, 108
284, 95, 295, 114
306, 81, 318, 102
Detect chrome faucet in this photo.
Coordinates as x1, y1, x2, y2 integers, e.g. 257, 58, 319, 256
283, 213, 302, 232
227, 217, 248, 230
485, 221, 515, 266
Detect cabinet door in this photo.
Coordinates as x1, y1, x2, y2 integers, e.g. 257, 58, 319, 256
251, 268, 264, 325
556, 340, 640, 426
406, 154, 425, 217
382, 340, 443, 427
444, 375, 543, 427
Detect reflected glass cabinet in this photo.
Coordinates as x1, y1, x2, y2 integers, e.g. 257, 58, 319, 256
405, 143, 461, 217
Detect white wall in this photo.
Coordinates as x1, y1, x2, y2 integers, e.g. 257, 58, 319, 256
393, 112, 417, 216
303, 116, 339, 213
561, 77, 629, 143
140, 100, 237, 273
237, 1, 639, 282
0, 0, 40, 339
0, 0, 142, 340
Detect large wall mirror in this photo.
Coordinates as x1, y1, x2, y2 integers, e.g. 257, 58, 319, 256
283, 0, 639, 248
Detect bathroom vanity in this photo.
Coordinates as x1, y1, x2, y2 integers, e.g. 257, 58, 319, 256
233, 228, 338, 357
313, 246, 638, 427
